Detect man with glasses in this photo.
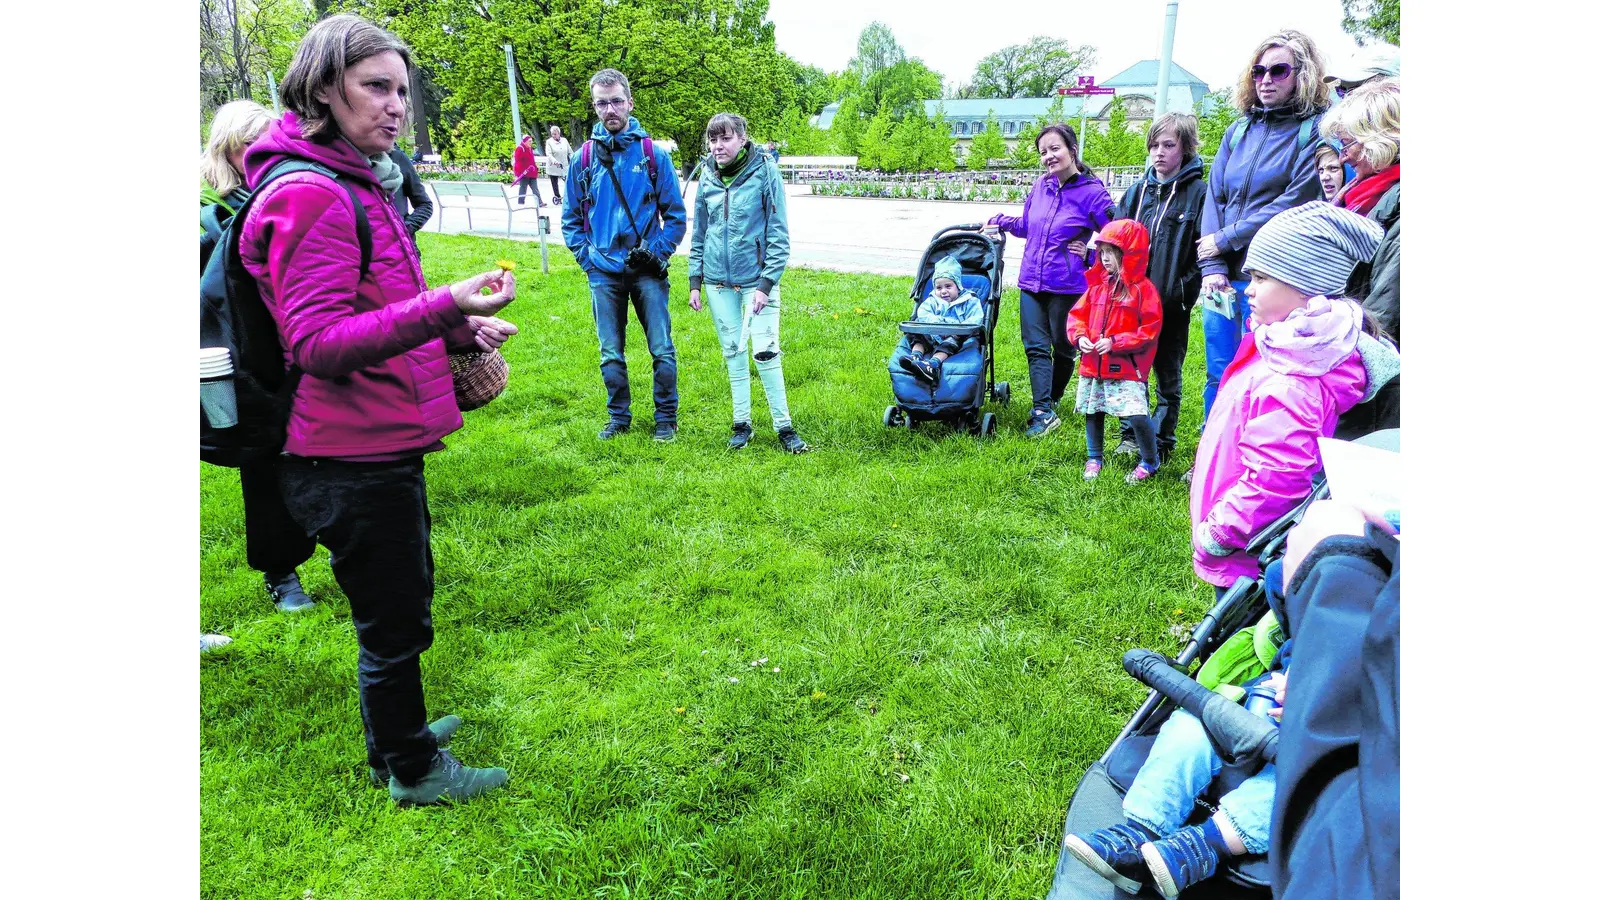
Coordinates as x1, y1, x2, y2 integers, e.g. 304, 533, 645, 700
563, 68, 688, 442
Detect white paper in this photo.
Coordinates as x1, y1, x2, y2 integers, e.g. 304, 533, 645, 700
1317, 437, 1401, 510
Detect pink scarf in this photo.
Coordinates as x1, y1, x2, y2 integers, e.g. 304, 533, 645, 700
1254, 296, 1363, 376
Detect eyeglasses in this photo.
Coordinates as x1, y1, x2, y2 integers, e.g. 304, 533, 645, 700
592, 98, 628, 111
1251, 63, 1295, 82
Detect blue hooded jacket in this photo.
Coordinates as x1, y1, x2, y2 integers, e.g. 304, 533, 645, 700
1201, 104, 1327, 280
562, 117, 688, 276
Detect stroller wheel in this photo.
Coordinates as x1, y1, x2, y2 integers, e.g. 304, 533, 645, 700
980, 413, 997, 437
994, 381, 1011, 406
883, 405, 906, 428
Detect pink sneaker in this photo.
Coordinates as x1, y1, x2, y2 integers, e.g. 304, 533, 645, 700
1125, 464, 1157, 484
1083, 459, 1103, 480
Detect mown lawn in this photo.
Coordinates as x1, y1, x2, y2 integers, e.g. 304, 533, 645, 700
200, 232, 1214, 900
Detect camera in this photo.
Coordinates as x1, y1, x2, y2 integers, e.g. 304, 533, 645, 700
625, 246, 668, 279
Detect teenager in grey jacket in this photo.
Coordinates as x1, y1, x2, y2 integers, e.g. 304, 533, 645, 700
687, 113, 808, 453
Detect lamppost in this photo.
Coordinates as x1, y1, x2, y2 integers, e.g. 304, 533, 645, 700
502, 44, 522, 145
1154, 2, 1179, 118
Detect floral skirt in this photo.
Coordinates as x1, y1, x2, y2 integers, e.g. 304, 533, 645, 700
1075, 377, 1149, 417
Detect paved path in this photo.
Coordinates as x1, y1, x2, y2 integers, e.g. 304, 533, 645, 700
422, 183, 1029, 285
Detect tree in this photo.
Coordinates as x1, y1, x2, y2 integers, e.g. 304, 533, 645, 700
1341, 0, 1400, 46
847, 21, 906, 84
965, 112, 1008, 170
830, 94, 867, 155
1011, 94, 1067, 168
1081, 97, 1149, 169
199, 0, 315, 119
919, 108, 957, 172
345, 0, 791, 162
1195, 89, 1241, 162
857, 106, 896, 171
861, 58, 943, 120
968, 36, 1095, 99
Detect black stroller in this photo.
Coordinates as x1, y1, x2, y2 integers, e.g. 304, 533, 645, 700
883, 224, 1011, 437
1045, 429, 1399, 899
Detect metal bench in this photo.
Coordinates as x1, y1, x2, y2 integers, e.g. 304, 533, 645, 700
427, 181, 547, 237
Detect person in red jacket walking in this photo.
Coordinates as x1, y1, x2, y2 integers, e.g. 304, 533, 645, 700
513, 134, 542, 206
1066, 219, 1164, 483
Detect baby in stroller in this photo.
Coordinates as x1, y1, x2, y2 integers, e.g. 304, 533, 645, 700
895, 255, 984, 386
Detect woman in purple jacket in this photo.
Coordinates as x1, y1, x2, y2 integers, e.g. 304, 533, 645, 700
239, 15, 518, 806
987, 124, 1115, 437
1196, 30, 1331, 465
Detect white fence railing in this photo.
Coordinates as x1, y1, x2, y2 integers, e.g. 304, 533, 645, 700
804, 165, 1149, 203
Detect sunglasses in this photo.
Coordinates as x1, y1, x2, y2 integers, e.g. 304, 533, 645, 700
1251, 63, 1295, 82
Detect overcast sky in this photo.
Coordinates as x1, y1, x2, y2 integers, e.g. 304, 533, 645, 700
764, 0, 1370, 96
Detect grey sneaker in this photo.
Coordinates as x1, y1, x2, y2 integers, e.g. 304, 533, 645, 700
264, 571, 314, 613
200, 633, 233, 654
1113, 439, 1139, 457
653, 423, 678, 442
598, 420, 631, 440
1181, 467, 1194, 484
389, 750, 509, 807
369, 715, 465, 786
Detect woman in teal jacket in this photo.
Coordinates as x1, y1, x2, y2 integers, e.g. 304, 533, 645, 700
688, 113, 808, 453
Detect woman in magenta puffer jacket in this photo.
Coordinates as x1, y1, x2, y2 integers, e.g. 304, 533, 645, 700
986, 124, 1115, 438
239, 14, 518, 806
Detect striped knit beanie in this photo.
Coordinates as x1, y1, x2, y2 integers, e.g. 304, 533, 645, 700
1243, 201, 1385, 296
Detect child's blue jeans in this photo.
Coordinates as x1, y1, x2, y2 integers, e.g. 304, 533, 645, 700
1122, 708, 1276, 854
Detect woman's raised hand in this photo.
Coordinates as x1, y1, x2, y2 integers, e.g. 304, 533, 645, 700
467, 315, 519, 352
451, 270, 517, 317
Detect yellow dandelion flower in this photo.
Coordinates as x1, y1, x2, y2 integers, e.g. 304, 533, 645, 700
496, 258, 517, 272
831, 313, 840, 320
854, 307, 866, 314
673, 706, 686, 714
811, 690, 827, 700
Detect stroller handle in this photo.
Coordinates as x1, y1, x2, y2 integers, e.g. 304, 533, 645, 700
1121, 649, 1279, 766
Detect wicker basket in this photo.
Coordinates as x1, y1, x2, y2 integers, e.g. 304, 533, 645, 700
449, 350, 509, 411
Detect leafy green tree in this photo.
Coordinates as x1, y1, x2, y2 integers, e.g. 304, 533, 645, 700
969, 36, 1095, 99
200, 0, 315, 118
847, 21, 906, 84
772, 106, 835, 155
1080, 97, 1148, 169
965, 112, 1008, 170
919, 108, 957, 172
830, 94, 867, 155
1011, 94, 1067, 168
857, 106, 896, 171
1195, 89, 1242, 163
860, 58, 944, 120
1341, 0, 1400, 45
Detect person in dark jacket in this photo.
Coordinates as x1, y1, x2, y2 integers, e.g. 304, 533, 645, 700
1112, 112, 1207, 464
1270, 499, 1399, 900
386, 146, 434, 234
1324, 79, 1400, 438
1196, 30, 1333, 458
986, 123, 1116, 438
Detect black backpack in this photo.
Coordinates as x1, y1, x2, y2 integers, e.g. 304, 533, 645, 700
200, 160, 371, 468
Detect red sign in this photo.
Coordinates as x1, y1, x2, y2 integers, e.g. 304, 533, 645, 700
1059, 74, 1115, 96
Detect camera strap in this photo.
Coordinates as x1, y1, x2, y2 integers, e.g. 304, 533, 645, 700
598, 144, 649, 251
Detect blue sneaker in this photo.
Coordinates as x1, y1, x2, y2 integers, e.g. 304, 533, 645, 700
1063, 822, 1157, 894
1142, 825, 1220, 899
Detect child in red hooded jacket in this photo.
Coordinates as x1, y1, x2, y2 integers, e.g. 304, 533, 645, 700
1066, 219, 1164, 483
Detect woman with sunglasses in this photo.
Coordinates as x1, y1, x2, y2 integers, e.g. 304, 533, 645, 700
1191, 30, 1331, 479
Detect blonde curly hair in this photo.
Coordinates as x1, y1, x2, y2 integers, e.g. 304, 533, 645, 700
201, 100, 275, 195
1233, 30, 1331, 118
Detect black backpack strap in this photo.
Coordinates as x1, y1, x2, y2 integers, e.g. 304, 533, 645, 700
247, 160, 372, 279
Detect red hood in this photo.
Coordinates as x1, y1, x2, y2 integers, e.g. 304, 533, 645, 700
242, 111, 380, 192
1087, 218, 1151, 285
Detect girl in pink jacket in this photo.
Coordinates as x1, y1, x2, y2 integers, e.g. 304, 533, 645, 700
1190, 202, 1387, 591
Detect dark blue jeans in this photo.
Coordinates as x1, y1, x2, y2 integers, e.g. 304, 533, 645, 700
1018, 289, 1080, 411
588, 269, 677, 426
277, 456, 440, 785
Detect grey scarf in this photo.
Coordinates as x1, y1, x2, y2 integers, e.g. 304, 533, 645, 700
369, 150, 404, 195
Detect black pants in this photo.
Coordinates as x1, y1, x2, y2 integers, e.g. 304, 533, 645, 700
548, 174, 563, 202
277, 456, 440, 784
238, 458, 317, 577
516, 176, 543, 204
1121, 300, 1193, 456
1018, 289, 1080, 411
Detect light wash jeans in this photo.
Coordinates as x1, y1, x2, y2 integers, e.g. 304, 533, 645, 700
705, 284, 792, 430
1200, 277, 1253, 425
1121, 708, 1275, 854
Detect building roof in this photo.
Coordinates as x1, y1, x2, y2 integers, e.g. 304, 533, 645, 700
1101, 59, 1209, 88
811, 60, 1212, 130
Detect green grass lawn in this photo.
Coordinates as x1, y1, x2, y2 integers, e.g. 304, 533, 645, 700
201, 232, 1215, 899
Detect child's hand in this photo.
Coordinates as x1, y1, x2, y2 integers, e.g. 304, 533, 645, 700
1265, 671, 1288, 719
1093, 337, 1113, 354
1077, 336, 1094, 353
689, 288, 702, 312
